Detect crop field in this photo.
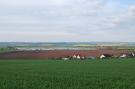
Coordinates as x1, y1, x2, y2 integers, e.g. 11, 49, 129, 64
0, 59, 135, 89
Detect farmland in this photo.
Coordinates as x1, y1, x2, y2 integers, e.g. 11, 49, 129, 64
0, 59, 135, 89
0, 42, 135, 51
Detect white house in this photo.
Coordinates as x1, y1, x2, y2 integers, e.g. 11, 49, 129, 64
120, 54, 127, 58
132, 52, 135, 57
100, 54, 106, 59
76, 55, 81, 59
73, 55, 77, 59
62, 58, 69, 60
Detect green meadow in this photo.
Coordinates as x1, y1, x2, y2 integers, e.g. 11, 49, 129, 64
0, 59, 135, 89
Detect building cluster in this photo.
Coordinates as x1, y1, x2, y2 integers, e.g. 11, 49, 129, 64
62, 54, 85, 60
62, 52, 135, 60
100, 52, 135, 59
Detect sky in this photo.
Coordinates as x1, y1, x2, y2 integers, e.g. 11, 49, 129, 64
0, 0, 135, 42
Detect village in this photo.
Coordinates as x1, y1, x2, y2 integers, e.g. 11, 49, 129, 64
61, 51, 135, 60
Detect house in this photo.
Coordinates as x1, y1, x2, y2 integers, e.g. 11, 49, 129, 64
76, 55, 81, 59
120, 54, 127, 58
100, 54, 113, 59
100, 54, 106, 59
73, 55, 77, 59
62, 58, 69, 60
72, 54, 84, 59
119, 52, 135, 58
131, 52, 135, 57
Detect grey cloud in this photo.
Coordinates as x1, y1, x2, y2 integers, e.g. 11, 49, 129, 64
0, 0, 135, 42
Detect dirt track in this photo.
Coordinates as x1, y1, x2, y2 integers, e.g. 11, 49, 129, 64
0, 50, 129, 59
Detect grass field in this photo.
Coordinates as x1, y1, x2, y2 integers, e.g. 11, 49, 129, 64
0, 59, 135, 89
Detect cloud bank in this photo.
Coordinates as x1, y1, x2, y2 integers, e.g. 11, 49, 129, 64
0, 0, 135, 42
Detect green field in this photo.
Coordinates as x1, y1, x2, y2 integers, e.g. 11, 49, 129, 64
0, 59, 135, 89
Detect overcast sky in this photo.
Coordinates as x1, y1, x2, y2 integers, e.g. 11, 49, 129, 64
0, 0, 135, 42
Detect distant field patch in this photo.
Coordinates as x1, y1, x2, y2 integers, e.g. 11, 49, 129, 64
0, 59, 135, 89
73, 44, 95, 47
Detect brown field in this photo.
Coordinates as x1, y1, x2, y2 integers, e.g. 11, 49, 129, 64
0, 50, 130, 59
